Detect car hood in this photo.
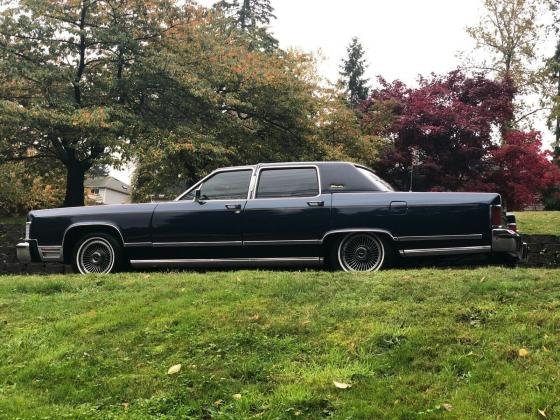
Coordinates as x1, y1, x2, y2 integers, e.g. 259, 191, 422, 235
28, 202, 159, 221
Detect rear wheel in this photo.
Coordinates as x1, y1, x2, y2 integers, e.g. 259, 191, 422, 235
330, 232, 393, 272
72, 233, 122, 274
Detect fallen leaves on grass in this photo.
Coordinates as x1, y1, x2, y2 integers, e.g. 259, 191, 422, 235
167, 364, 182, 375
518, 348, 529, 357
233, 393, 242, 400
538, 409, 547, 418
442, 403, 453, 412
333, 381, 351, 389
249, 314, 260, 321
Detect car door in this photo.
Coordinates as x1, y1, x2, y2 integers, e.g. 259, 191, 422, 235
151, 169, 253, 248
243, 166, 331, 245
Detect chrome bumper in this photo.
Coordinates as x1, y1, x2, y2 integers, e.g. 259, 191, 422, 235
16, 242, 31, 264
492, 229, 528, 262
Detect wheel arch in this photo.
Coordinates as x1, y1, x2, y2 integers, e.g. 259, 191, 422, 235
62, 222, 124, 264
322, 228, 396, 250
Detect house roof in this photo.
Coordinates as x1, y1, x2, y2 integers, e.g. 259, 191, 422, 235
84, 176, 131, 195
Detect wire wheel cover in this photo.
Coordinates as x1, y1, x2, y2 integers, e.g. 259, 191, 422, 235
339, 233, 384, 272
77, 238, 115, 274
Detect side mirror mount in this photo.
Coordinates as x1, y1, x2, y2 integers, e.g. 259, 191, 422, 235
194, 188, 205, 204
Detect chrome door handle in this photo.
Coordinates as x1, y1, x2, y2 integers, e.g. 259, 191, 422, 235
225, 204, 242, 210
307, 201, 324, 207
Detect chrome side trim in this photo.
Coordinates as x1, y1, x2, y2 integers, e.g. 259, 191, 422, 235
244, 239, 322, 246
152, 241, 242, 248
399, 245, 491, 257
130, 257, 323, 268
396, 234, 483, 242
38, 245, 63, 262
124, 242, 152, 248
322, 228, 397, 242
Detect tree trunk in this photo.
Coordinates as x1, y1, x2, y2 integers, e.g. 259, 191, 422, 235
63, 162, 86, 207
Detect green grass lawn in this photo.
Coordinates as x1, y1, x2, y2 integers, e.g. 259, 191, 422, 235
1, 269, 560, 418
515, 211, 560, 236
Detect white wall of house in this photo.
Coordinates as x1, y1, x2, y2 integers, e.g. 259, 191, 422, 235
102, 188, 130, 204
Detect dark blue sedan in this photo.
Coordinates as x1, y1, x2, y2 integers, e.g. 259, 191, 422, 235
17, 162, 527, 273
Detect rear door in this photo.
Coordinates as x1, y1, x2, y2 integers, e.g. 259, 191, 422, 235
242, 166, 331, 245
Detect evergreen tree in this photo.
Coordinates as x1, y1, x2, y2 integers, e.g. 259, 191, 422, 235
339, 37, 370, 107
552, 40, 560, 151
214, 0, 277, 50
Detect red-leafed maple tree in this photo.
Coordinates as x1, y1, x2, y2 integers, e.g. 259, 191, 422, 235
362, 70, 560, 210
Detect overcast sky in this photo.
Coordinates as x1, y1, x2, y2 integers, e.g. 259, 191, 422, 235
113, 0, 556, 183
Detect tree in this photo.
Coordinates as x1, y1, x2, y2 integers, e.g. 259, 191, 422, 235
339, 37, 370, 107
213, 0, 277, 50
0, 160, 65, 216
131, 12, 382, 202
364, 71, 515, 192
131, 12, 321, 201
488, 130, 560, 209
545, 1, 560, 151
363, 70, 560, 209
466, 0, 544, 89
0, 0, 181, 207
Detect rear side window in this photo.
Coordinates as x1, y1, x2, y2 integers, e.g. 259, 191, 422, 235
256, 168, 319, 198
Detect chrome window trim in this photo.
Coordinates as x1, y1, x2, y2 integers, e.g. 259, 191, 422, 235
175, 166, 256, 201
399, 245, 491, 257
396, 234, 483, 242
251, 164, 322, 200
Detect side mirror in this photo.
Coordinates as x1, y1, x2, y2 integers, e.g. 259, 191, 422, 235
194, 188, 204, 204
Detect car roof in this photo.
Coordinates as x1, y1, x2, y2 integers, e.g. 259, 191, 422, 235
217, 161, 356, 171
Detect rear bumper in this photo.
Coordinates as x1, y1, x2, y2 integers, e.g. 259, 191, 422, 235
492, 229, 528, 262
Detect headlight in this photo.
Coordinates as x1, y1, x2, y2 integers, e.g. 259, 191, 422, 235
25, 221, 31, 240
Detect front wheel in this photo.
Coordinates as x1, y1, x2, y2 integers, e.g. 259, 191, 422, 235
72, 233, 122, 274
330, 232, 393, 272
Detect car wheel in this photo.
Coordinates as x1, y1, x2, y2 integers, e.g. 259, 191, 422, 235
331, 232, 393, 272
72, 233, 122, 274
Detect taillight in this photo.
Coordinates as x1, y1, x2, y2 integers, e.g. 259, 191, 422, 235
491, 205, 502, 227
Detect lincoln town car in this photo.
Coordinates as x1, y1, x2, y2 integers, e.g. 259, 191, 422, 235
16, 162, 528, 273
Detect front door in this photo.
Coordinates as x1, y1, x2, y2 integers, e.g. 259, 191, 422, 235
151, 169, 253, 249
243, 166, 331, 245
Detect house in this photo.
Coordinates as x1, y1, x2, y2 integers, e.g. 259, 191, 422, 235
84, 176, 131, 205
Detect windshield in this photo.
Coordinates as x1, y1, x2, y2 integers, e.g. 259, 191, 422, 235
356, 167, 394, 192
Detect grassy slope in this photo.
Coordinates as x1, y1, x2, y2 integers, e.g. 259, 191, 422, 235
1, 269, 560, 418
515, 211, 560, 236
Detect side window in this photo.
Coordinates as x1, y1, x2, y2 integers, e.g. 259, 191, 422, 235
256, 168, 319, 198
183, 170, 252, 200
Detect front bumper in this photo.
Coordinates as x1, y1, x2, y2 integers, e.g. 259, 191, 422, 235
16, 240, 45, 264
492, 228, 528, 262
16, 242, 32, 264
